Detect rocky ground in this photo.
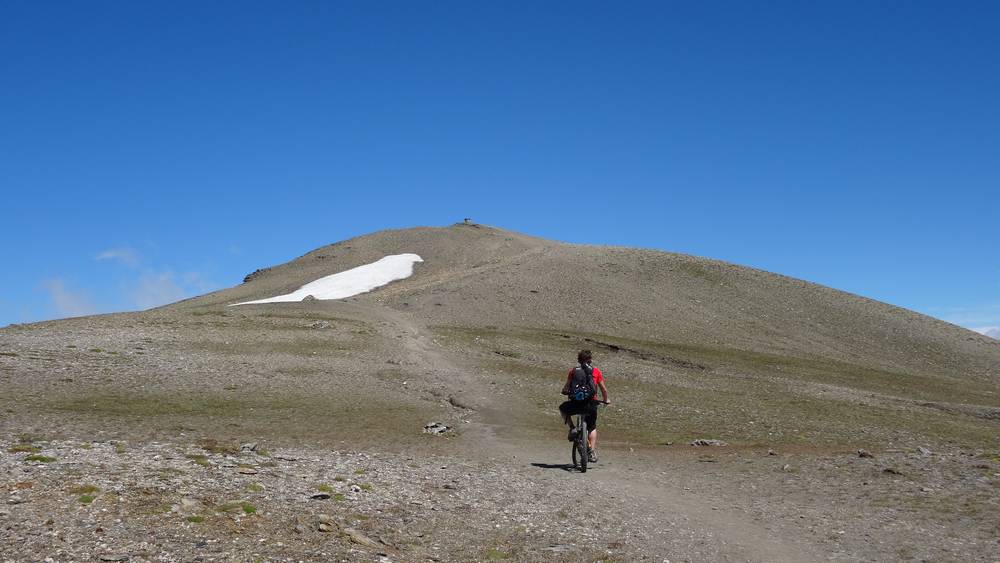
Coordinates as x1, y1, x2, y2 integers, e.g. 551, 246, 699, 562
3, 225, 998, 561
3, 435, 998, 562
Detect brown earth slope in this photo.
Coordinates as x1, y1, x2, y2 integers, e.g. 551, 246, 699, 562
1, 223, 998, 561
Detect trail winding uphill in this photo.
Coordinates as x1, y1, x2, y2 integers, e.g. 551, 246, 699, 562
2, 224, 998, 561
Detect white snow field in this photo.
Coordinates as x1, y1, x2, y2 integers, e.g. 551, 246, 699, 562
231, 253, 423, 306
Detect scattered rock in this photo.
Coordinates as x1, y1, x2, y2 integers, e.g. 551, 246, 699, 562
768, 449, 777, 456
301, 295, 318, 303
242, 268, 271, 283
350, 484, 362, 493
690, 439, 728, 447
918, 446, 932, 456
240, 443, 258, 453
343, 527, 381, 549
318, 522, 335, 533
782, 464, 792, 472
308, 321, 331, 330
310, 493, 331, 500
99, 556, 129, 562
317, 514, 334, 524
883, 467, 903, 476
423, 422, 451, 436
237, 467, 258, 475
858, 449, 874, 458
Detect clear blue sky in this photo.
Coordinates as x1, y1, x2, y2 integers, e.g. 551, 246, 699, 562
2, 2, 998, 331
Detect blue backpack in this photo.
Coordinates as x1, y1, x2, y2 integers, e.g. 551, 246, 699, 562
568, 364, 596, 402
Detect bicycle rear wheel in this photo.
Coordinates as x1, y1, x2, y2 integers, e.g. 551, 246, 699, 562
572, 419, 588, 473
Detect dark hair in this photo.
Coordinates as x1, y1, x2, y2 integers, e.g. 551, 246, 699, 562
577, 349, 592, 365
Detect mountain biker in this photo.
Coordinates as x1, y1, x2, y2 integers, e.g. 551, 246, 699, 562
559, 349, 610, 462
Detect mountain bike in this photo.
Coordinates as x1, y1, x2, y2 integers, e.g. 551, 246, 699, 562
570, 401, 607, 473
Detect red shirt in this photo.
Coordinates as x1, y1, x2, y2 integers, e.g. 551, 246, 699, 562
566, 366, 604, 401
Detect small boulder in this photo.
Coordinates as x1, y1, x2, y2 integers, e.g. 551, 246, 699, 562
858, 449, 874, 458
423, 422, 451, 436
690, 439, 728, 447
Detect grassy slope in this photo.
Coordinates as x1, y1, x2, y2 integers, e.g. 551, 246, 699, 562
9, 223, 996, 452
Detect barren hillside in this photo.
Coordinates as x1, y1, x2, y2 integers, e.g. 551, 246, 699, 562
2, 223, 997, 562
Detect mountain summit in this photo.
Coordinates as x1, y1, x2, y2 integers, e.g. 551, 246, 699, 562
2, 223, 997, 561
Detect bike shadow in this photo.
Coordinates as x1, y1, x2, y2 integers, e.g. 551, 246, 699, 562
530, 462, 577, 472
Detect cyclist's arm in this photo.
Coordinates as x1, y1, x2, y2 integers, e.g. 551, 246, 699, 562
561, 371, 572, 395
598, 380, 609, 404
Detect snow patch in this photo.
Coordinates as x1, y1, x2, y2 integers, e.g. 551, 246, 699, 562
231, 253, 423, 306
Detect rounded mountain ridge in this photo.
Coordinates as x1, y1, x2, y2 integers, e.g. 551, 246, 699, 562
175, 223, 998, 383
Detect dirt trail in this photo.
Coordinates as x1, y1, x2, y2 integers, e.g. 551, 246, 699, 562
377, 305, 826, 561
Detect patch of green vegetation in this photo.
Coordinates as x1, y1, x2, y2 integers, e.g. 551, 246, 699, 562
186, 515, 205, 523
333, 476, 345, 482
185, 454, 210, 466
333, 493, 346, 502
216, 501, 256, 515
114, 442, 126, 455
247, 483, 264, 493
8, 445, 41, 453
354, 469, 365, 475
43, 390, 440, 446
70, 485, 100, 495
67, 345, 77, 349
484, 548, 510, 560
257, 449, 270, 457
199, 439, 238, 455
316, 484, 333, 493
358, 483, 372, 492
147, 502, 174, 515
191, 310, 229, 317
25, 455, 56, 463
89, 348, 103, 353
78, 494, 96, 504
436, 325, 1000, 449
0, 352, 18, 357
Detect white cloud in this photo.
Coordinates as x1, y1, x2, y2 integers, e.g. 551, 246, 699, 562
972, 326, 1000, 339
131, 272, 190, 310
129, 271, 218, 310
95, 247, 140, 268
42, 279, 99, 319
926, 303, 1000, 328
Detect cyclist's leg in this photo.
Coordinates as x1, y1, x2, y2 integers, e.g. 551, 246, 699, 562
586, 403, 598, 450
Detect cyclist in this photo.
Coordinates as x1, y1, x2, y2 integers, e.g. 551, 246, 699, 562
559, 349, 610, 462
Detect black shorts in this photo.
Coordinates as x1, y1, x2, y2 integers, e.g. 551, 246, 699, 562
559, 400, 598, 431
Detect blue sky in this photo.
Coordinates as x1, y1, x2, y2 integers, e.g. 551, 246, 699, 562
2, 2, 998, 332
